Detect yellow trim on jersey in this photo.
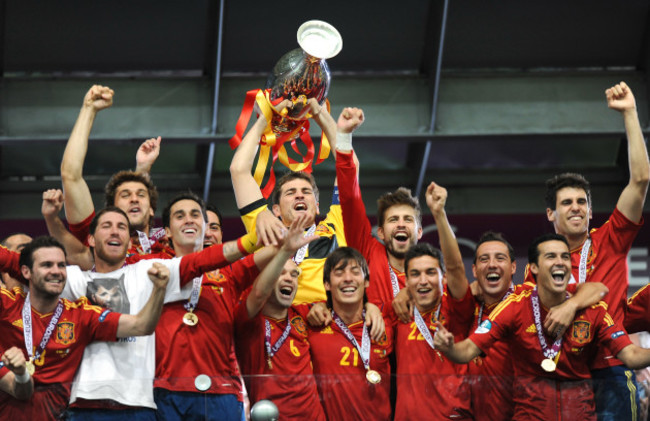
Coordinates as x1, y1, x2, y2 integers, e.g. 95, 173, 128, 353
628, 284, 649, 305
489, 289, 531, 320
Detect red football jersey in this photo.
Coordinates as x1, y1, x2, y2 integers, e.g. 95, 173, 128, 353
155, 256, 258, 397
336, 151, 406, 306
390, 287, 475, 420
308, 314, 393, 421
469, 289, 631, 419
0, 289, 120, 420
234, 301, 325, 421
625, 283, 650, 334
523, 208, 642, 369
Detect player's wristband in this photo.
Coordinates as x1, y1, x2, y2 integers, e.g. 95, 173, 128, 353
336, 131, 353, 152
237, 232, 259, 254
14, 370, 30, 384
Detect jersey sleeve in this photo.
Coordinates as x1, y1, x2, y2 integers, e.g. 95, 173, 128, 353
444, 286, 476, 337
0, 245, 23, 284
68, 211, 95, 246
468, 296, 515, 354
74, 296, 121, 342
220, 254, 260, 293
593, 304, 633, 356
239, 200, 268, 235
625, 284, 650, 334
606, 207, 643, 254
178, 243, 237, 284
335, 150, 373, 255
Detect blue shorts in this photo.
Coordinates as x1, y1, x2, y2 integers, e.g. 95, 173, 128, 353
66, 407, 156, 421
591, 365, 640, 421
154, 388, 242, 421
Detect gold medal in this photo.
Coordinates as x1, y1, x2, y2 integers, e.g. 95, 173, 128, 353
366, 369, 381, 384
541, 358, 556, 372
183, 312, 199, 326
26, 360, 35, 375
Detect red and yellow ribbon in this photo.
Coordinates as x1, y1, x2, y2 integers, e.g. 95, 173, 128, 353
229, 89, 331, 198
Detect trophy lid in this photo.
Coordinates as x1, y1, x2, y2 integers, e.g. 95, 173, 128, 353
297, 20, 342, 59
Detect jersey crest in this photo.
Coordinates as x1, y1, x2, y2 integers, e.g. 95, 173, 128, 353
290, 316, 308, 337
571, 320, 591, 345
206, 270, 227, 283
373, 332, 388, 346
55, 322, 76, 346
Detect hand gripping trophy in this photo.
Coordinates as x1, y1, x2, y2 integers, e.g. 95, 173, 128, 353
229, 20, 342, 197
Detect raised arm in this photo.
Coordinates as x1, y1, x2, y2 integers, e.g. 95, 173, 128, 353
41, 189, 94, 269
60, 85, 114, 224
544, 282, 609, 336
433, 321, 482, 364
135, 136, 162, 176
246, 214, 318, 318
0, 346, 33, 400
607, 82, 650, 223
116, 262, 169, 337
426, 182, 469, 300
229, 101, 292, 246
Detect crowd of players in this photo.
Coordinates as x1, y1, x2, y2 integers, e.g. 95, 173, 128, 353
0, 81, 649, 420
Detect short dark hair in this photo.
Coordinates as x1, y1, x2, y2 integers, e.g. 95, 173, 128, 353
544, 173, 591, 210
527, 233, 569, 273
162, 191, 207, 229
19, 236, 66, 270
323, 247, 369, 309
89, 207, 130, 235
404, 243, 445, 274
377, 187, 421, 227
473, 231, 515, 263
104, 170, 158, 228
270, 171, 320, 207
206, 204, 223, 226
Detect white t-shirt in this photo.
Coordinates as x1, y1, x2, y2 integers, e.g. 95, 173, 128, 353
62, 258, 187, 408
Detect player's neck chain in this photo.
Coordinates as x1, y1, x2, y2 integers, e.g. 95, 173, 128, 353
22, 293, 64, 375
413, 304, 441, 350
531, 287, 567, 372
264, 313, 292, 369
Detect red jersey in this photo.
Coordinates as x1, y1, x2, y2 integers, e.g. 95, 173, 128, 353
336, 151, 405, 306
469, 289, 632, 420
0, 288, 120, 421
524, 208, 642, 369
390, 286, 475, 420
466, 283, 532, 421
155, 255, 259, 397
234, 301, 325, 421
625, 283, 650, 334
308, 313, 393, 421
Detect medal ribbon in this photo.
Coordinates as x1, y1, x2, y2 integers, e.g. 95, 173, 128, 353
293, 224, 316, 265
183, 276, 203, 312
477, 285, 514, 325
264, 315, 293, 362
387, 264, 400, 298
531, 288, 565, 360
332, 310, 371, 371
136, 228, 167, 255
23, 293, 64, 364
577, 237, 591, 284
413, 304, 441, 350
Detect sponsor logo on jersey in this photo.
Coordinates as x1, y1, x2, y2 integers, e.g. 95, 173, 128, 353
475, 320, 492, 334
211, 286, 224, 295
611, 331, 625, 340
55, 322, 75, 346
12, 319, 23, 328
571, 320, 591, 345
525, 324, 537, 333
290, 316, 308, 336
99, 309, 112, 322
